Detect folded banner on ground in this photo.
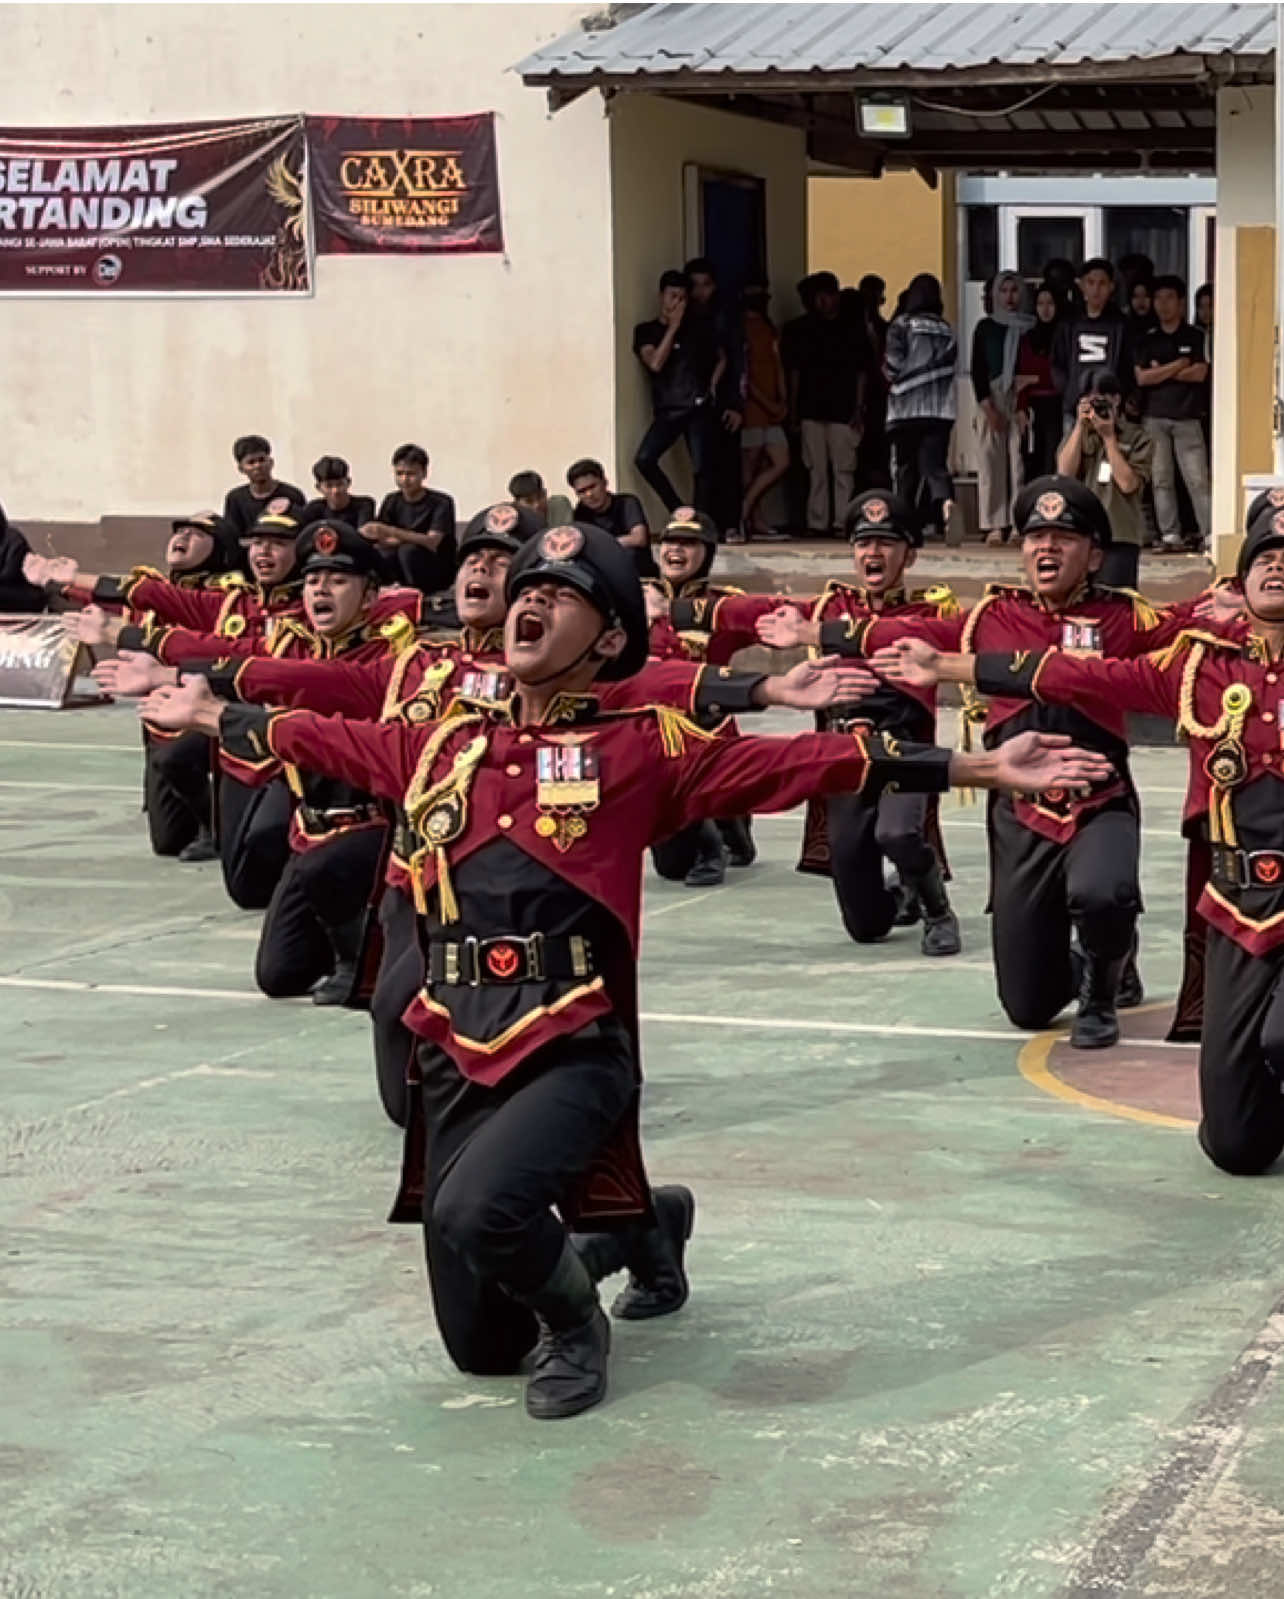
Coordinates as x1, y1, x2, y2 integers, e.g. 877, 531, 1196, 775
0, 117, 311, 293
306, 114, 503, 254
0, 616, 94, 707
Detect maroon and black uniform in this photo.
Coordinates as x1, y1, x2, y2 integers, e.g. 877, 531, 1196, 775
215, 690, 953, 1373
706, 580, 959, 942
837, 580, 1201, 1025
974, 627, 1284, 1174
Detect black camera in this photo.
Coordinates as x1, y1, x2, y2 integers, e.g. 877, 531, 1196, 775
1090, 397, 1114, 419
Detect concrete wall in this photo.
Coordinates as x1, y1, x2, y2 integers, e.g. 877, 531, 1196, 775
808, 170, 951, 307
1212, 84, 1276, 565
608, 95, 807, 521
0, 3, 614, 529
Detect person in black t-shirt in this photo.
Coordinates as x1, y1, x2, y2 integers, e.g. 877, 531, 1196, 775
221, 434, 306, 538
566, 456, 656, 577
300, 455, 376, 533
632, 269, 724, 519
1051, 260, 1134, 428
1133, 274, 1211, 552
361, 442, 457, 594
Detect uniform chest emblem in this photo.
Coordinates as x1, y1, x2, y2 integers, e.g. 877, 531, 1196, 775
534, 743, 600, 852
1060, 619, 1102, 654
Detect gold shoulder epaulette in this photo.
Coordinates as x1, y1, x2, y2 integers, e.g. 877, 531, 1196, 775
712, 583, 745, 598
960, 585, 1005, 652
1150, 627, 1239, 671
920, 583, 959, 618
1097, 584, 1160, 630
808, 578, 853, 621
379, 613, 418, 655
209, 570, 250, 592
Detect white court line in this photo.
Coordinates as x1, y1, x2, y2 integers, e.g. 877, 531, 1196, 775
0, 738, 139, 753
645, 888, 724, 918
0, 779, 138, 793
0, 975, 1196, 1050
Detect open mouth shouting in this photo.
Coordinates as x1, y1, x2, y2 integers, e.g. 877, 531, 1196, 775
514, 608, 547, 646
464, 579, 492, 604
308, 594, 337, 622
1033, 552, 1063, 584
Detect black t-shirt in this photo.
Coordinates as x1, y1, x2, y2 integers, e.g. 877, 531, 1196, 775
633, 318, 720, 416
221, 480, 306, 536
300, 494, 376, 531
375, 488, 458, 594
573, 493, 657, 578
1134, 321, 1207, 421
781, 312, 872, 423
377, 488, 456, 539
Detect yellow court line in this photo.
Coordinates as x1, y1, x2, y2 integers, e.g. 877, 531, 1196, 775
1017, 1005, 1197, 1132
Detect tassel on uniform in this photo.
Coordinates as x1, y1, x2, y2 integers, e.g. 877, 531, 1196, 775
653, 704, 716, 759
953, 688, 986, 808
379, 613, 418, 655
435, 847, 460, 923
924, 583, 959, 619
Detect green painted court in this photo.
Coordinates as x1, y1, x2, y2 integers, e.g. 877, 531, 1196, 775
3, 700, 1282, 1599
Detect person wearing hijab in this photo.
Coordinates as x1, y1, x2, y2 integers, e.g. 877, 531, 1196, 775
884, 273, 959, 540
1017, 282, 1065, 480
971, 272, 1035, 544
0, 504, 48, 612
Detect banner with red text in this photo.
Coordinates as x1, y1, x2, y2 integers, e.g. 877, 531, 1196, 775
306, 114, 503, 255
0, 117, 310, 294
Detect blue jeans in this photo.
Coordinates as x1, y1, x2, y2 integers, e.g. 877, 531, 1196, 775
635, 405, 716, 513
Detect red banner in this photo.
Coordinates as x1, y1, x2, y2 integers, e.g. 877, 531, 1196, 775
0, 117, 310, 294
306, 114, 503, 255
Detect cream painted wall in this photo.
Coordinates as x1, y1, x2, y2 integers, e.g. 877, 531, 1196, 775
808, 171, 948, 304
0, 3, 614, 523
1212, 84, 1276, 555
607, 95, 807, 521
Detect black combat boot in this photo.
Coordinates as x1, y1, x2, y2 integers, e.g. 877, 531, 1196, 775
611, 1185, 695, 1320
911, 863, 961, 957
891, 880, 921, 927
177, 825, 218, 864
516, 1240, 610, 1420
1071, 952, 1126, 1049
311, 916, 366, 1007
718, 817, 757, 868
1116, 939, 1144, 1010
684, 820, 727, 888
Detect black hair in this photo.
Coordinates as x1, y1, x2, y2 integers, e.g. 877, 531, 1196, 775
508, 470, 545, 499
1152, 273, 1187, 299
658, 269, 690, 293
566, 457, 605, 487
1079, 367, 1122, 399
312, 454, 350, 482
810, 270, 840, 296
1195, 281, 1214, 304
233, 434, 271, 462
683, 257, 716, 281
858, 273, 886, 300
901, 273, 944, 316
1078, 257, 1115, 281
1117, 252, 1155, 285
392, 443, 429, 470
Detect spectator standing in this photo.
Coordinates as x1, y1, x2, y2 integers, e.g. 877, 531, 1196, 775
1195, 282, 1214, 358
1041, 257, 1081, 317
884, 273, 958, 540
364, 443, 458, 595
1017, 283, 1064, 479
1133, 274, 1211, 552
1051, 258, 1133, 427
1124, 275, 1157, 348
633, 269, 723, 518
856, 274, 892, 488
971, 271, 1034, 545
508, 470, 573, 529
1056, 370, 1153, 588
782, 269, 871, 536
735, 283, 790, 542
0, 504, 46, 612
684, 257, 744, 540
567, 457, 656, 577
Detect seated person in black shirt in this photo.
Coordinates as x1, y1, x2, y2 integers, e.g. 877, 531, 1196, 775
300, 455, 376, 532
566, 456, 656, 578
221, 434, 306, 537
632, 269, 724, 520
0, 503, 46, 612
361, 442, 457, 594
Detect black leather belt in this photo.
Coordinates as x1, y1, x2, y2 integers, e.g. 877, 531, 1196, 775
427, 932, 594, 986
1211, 844, 1284, 891
298, 802, 381, 833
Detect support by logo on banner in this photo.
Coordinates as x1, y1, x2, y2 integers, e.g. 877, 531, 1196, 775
306, 114, 503, 254
0, 616, 101, 708
0, 117, 311, 294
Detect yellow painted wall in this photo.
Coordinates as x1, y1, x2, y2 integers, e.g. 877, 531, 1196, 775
0, 2, 614, 522
808, 170, 950, 307
608, 95, 808, 520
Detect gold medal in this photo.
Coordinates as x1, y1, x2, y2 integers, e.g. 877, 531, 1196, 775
533, 742, 600, 851
534, 814, 558, 838
406, 699, 433, 724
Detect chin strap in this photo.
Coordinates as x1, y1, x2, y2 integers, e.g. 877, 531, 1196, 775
519, 630, 609, 687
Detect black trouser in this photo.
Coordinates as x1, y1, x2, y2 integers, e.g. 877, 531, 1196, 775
890, 419, 955, 530
218, 774, 293, 911
379, 543, 454, 597
255, 828, 385, 998
827, 790, 936, 943
635, 405, 715, 514
1098, 543, 1140, 589
651, 819, 722, 880
1024, 395, 1062, 481
371, 885, 425, 1126
989, 796, 1140, 1031
423, 1022, 636, 1374
143, 731, 211, 855
1199, 930, 1284, 1176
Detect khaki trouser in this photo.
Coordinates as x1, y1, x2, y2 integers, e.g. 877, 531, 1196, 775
974, 394, 1024, 532
801, 419, 858, 532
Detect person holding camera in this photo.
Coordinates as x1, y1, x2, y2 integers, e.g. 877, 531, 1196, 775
1055, 370, 1153, 589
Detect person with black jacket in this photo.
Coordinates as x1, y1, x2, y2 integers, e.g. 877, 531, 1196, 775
0, 505, 46, 612
1051, 258, 1133, 428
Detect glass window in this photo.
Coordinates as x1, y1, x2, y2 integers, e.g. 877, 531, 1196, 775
1016, 216, 1085, 281
966, 206, 998, 282
1104, 207, 1188, 282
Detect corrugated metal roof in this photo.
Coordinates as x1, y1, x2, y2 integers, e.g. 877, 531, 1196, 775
518, 3, 1275, 83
